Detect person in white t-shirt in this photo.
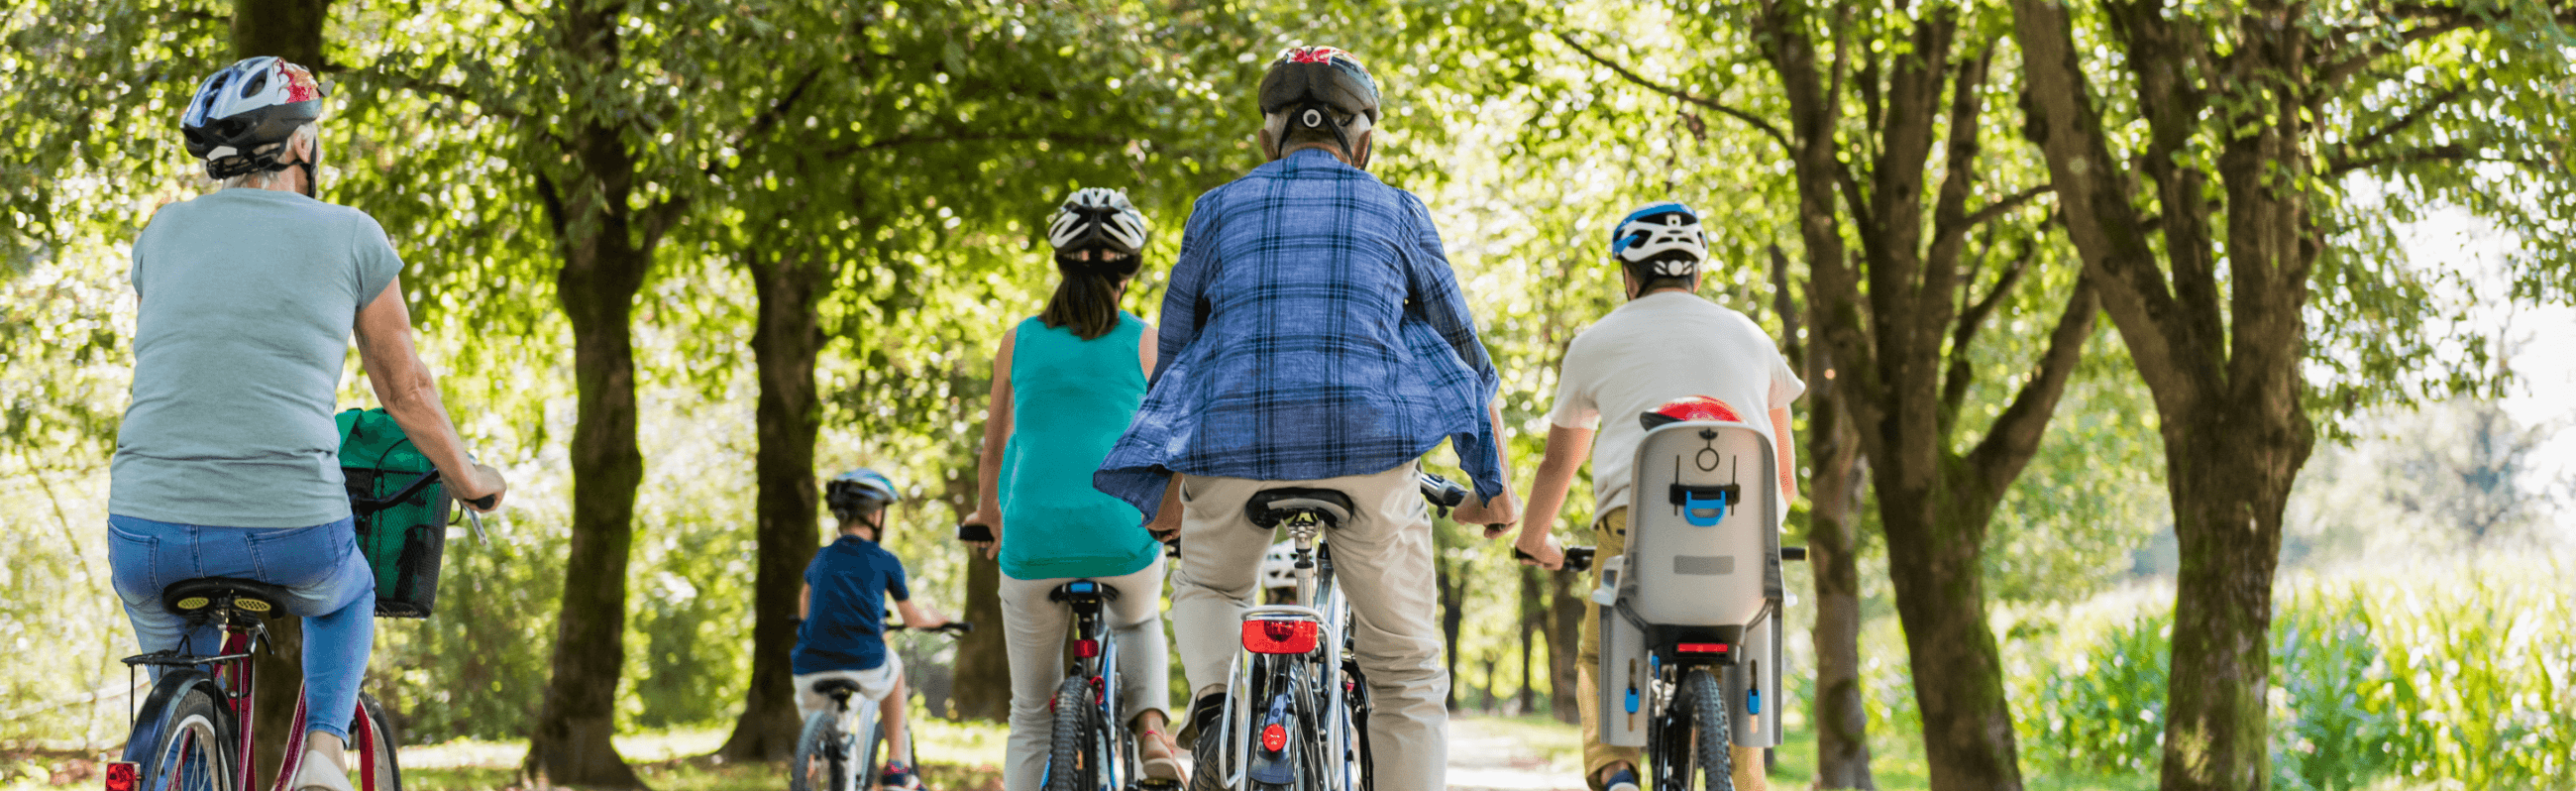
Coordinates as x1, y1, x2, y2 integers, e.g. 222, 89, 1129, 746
1511, 201, 1803, 791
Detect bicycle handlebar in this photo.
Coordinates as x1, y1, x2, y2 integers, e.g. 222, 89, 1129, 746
887, 622, 976, 635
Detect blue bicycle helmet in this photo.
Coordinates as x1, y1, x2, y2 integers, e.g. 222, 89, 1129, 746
824, 469, 901, 521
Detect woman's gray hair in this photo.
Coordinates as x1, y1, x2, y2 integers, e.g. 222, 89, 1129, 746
215, 123, 320, 190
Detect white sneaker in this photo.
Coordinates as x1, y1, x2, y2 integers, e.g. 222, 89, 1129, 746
289, 749, 355, 791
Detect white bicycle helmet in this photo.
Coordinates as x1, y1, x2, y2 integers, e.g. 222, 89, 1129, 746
1259, 541, 1300, 591
1046, 187, 1150, 261
181, 56, 326, 180
1610, 201, 1708, 279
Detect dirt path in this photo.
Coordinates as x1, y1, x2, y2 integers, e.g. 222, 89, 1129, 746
1446, 718, 1585, 791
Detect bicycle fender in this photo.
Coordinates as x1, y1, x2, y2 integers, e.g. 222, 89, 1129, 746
122, 668, 232, 769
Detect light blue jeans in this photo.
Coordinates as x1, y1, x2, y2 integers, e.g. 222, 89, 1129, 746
107, 514, 376, 740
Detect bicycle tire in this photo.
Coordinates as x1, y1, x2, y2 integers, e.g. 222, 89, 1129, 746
356, 693, 403, 791
136, 683, 234, 791
790, 711, 847, 791
1686, 668, 1733, 791
1044, 676, 1103, 791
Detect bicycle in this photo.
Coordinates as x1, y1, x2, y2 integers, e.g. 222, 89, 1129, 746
1592, 418, 1807, 791
790, 622, 975, 791
1032, 579, 1183, 791
105, 467, 485, 791
1187, 474, 1589, 791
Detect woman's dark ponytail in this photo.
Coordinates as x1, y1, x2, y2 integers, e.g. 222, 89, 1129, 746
1040, 254, 1140, 340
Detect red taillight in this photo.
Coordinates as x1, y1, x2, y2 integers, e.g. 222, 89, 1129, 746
1677, 642, 1731, 654
1075, 638, 1100, 658
1260, 723, 1287, 752
1241, 620, 1320, 654
104, 762, 138, 791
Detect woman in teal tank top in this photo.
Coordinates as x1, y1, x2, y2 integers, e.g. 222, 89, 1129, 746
960, 187, 1184, 790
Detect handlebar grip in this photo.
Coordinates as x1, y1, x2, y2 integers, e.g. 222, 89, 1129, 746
956, 521, 996, 543
1417, 473, 1469, 508
1513, 545, 1596, 573
1781, 546, 1808, 562
466, 494, 498, 510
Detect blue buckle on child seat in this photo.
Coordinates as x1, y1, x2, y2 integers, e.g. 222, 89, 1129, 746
1749, 688, 1762, 715
1069, 581, 1095, 594
1625, 688, 1640, 714
1670, 484, 1740, 526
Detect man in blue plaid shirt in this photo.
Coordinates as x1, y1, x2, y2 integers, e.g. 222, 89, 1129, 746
1094, 46, 1518, 790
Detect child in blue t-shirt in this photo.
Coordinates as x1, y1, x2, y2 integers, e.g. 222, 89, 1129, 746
793, 469, 951, 788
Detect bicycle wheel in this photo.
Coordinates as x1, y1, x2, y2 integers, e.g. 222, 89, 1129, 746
135, 684, 234, 791
1685, 669, 1733, 791
354, 694, 403, 791
1043, 676, 1103, 791
791, 711, 848, 791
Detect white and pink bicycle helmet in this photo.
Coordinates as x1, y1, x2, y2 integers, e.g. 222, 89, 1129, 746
180, 56, 326, 179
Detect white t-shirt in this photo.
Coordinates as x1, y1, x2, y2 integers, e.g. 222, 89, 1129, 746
1545, 291, 1805, 514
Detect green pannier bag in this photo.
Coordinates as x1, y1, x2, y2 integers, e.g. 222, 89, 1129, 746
336, 407, 450, 619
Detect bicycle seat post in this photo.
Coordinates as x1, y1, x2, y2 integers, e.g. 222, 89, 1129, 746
1287, 515, 1322, 607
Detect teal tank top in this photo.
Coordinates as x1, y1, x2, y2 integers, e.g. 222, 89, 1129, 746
998, 312, 1159, 581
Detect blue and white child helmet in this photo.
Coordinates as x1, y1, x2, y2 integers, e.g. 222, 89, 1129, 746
1609, 201, 1708, 279
824, 469, 901, 520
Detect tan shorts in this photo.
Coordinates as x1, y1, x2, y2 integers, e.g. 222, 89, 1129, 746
793, 652, 904, 719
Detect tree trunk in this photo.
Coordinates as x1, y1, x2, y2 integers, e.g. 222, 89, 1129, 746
1804, 387, 1873, 789
2157, 419, 2298, 790
1436, 556, 1465, 712
232, 0, 325, 64
715, 245, 828, 760
2007, 2, 2322, 787
940, 451, 1012, 721
1878, 471, 2017, 791
521, 5, 664, 777
524, 220, 652, 788
230, 2, 326, 787
1545, 565, 1583, 725
1518, 567, 1541, 715
1777, 240, 1876, 790
948, 545, 1012, 721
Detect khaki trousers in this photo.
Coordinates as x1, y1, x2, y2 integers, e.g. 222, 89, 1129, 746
1172, 463, 1449, 791
1580, 508, 1766, 791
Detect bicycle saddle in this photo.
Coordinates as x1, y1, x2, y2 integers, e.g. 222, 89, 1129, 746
811, 678, 864, 699
1048, 580, 1122, 603
162, 577, 294, 620
1245, 488, 1355, 529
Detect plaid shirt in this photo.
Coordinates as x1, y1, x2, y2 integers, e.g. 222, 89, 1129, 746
1095, 149, 1504, 516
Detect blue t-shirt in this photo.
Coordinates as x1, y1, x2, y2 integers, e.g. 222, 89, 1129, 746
792, 535, 912, 674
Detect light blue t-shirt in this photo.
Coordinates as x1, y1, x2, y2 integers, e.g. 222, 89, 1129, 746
110, 188, 403, 528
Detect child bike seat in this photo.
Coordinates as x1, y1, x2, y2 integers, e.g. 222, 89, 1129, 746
161, 577, 294, 620
1244, 488, 1355, 529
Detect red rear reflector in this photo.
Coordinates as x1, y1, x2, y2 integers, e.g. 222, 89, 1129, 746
104, 762, 139, 791
1242, 620, 1320, 654
1260, 723, 1287, 752
1677, 642, 1730, 654
1075, 638, 1100, 658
